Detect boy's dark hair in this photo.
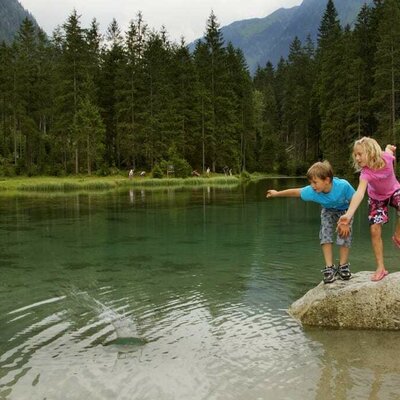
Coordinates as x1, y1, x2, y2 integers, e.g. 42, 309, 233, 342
306, 161, 333, 182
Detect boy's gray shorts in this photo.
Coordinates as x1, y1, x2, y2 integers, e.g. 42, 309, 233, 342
319, 208, 352, 247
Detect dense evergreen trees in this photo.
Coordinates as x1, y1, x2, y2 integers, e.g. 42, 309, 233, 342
254, 0, 400, 175
0, 1, 399, 177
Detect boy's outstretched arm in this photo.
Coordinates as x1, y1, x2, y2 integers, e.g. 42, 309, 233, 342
266, 188, 301, 198
385, 144, 396, 155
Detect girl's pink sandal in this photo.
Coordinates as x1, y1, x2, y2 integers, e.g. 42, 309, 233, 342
371, 269, 388, 282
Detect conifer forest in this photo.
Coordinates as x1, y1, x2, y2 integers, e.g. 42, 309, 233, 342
0, 0, 399, 177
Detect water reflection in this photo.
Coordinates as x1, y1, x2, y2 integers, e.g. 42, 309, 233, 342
1, 179, 400, 399
307, 328, 400, 399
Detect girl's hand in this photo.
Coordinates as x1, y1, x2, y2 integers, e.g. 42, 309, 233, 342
385, 144, 396, 154
337, 222, 350, 238
266, 190, 278, 198
337, 215, 351, 238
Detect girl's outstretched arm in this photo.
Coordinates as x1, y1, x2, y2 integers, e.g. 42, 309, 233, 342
337, 179, 368, 238
266, 188, 301, 198
339, 179, 368, 221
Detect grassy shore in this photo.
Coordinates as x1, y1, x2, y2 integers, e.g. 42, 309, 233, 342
0, 174, 248, 194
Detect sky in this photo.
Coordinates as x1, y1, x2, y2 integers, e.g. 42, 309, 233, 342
19, 0, 303, 43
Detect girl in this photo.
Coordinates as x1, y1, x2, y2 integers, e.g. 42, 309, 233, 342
338, 137, 400, 281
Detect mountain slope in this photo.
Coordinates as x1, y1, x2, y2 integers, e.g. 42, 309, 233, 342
218, 0, 373, 72
0, 0, 39, 43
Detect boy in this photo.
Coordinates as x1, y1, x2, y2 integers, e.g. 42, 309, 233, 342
266, 161, 355, 283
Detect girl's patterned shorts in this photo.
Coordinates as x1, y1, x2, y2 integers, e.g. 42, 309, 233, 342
368, 188, 400, 225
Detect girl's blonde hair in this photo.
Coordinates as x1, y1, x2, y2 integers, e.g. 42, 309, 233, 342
352, 136, 384, 171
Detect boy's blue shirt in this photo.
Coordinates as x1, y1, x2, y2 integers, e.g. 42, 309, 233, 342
300, 177, 355, 210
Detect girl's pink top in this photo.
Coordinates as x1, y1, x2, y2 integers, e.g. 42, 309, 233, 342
360, 151, 400, 201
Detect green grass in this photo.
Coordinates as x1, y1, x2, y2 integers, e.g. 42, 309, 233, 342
0, 172, 289, 195
0, 174, 244, 194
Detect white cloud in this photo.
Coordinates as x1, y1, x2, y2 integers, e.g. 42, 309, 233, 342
20, 0, 302, 42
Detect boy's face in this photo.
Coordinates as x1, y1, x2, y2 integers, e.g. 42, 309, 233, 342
309, 177, 331, 193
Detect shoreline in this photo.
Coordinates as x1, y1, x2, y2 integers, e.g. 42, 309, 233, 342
0, 174, 291, 194
0, 174, 289, 194
0, 175, 239, 193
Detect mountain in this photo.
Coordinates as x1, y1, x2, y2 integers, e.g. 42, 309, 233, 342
0, 0, 39, 43
195, 0, 373, 73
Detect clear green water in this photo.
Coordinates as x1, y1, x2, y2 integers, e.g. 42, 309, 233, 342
1, 179, 400, 400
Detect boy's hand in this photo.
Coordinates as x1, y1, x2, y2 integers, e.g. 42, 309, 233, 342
266, 190, 278, 198
337, 215, 351, 238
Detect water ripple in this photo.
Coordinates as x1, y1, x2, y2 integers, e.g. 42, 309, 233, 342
0, 273, 399, 400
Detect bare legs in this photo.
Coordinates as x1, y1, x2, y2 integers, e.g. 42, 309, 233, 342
339, 246, 350, 266
321, 243, 333, 266
321, 243, 349, 267
369, 218, 400, 280
370, 224, 385, 274
394, 216, 400, 242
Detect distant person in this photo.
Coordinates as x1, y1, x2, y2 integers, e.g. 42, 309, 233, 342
266, 160, 355, 284
338, 137, 400, 281
206, 167, 210, 176
129, 169, 134, 179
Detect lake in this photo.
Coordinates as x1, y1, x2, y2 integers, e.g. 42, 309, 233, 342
1, 179, 400, 400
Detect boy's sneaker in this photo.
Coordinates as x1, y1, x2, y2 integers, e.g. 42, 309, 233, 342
321, 265, 337, 284
337, 263, 351, 280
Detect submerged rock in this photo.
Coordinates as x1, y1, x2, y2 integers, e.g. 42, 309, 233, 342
288, 271, 400, 330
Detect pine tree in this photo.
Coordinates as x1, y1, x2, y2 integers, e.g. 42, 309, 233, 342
74, 83, 105, 175
352, 3, 377, 138
341, 25, 364, 145
274, 57, 287, 137
52, 10, 88, 174
140, 31, 175, 167
193, 40, 213, 172
13, 18, 41, 173
29, 28, 53, 173
85, 18, 102, 101
371, 0, 400, 143
0, 42, 13, 169
170, 39, 199, 168
225, 44, 253, 171
99, 18, 125, 169
252, 62, 281, 172
282, 36, 315, 171
201, 12, 239, 172
316, 0, 349, 173
115, 13, 147, 170
272, 58, 291, 173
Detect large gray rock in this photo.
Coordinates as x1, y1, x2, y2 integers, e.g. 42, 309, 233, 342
288, 271, 400, 330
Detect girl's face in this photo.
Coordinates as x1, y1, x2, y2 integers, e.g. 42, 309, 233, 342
353, 144, 368, 168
